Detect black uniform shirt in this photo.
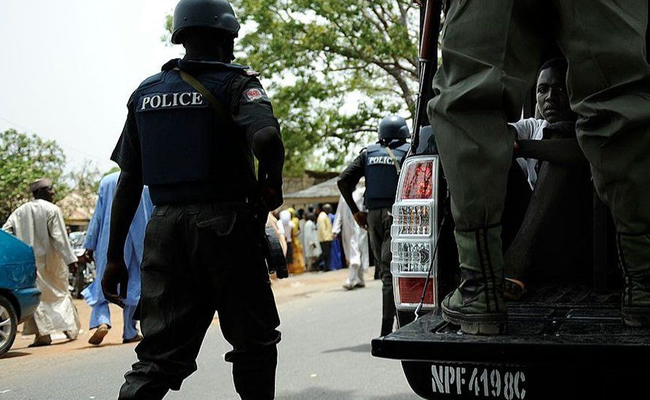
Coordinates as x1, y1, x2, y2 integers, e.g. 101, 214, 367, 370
111, 59, 280, 204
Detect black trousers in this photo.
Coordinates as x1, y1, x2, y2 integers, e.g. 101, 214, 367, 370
367, 208, 395, 336
118, 202, 281, 400
502, 160, 593, 284
317, 240, 332, 271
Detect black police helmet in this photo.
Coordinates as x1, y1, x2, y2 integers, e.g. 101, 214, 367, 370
171, 0, 241, 45
378, 115, 410, 141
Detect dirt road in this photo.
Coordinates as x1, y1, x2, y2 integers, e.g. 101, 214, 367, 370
6, 268, 371, 358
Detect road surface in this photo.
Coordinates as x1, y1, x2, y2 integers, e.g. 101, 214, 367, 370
0, 268, 421, 400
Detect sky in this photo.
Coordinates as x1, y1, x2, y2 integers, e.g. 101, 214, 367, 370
0, 0, 183, 173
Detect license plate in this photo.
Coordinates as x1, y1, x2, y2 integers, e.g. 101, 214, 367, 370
431, 363, 528, 399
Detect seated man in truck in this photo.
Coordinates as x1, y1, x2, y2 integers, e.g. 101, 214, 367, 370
501, 57, 592, 300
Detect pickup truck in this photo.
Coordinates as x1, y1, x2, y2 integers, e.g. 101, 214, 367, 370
371, 2, 650, 399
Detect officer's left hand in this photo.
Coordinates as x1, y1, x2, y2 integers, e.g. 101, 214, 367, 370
102, 260, 129, 308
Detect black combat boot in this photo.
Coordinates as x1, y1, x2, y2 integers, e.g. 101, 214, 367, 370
618, 232, 650, 327
441, 226, 507, 334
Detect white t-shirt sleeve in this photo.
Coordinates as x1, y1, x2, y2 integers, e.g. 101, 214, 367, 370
509, 118, 544, 141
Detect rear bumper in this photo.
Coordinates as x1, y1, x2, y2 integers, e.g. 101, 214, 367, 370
13, 287, 41, 323
373, 305, 650, 399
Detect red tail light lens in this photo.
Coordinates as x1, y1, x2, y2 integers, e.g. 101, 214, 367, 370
401, 160, 434, 199
396, 276, 435, 306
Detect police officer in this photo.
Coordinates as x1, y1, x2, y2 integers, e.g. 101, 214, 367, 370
102, 0, 285, 399
337, 115, 410, 336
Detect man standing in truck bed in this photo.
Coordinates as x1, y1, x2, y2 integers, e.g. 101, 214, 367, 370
428, 1, 650, 334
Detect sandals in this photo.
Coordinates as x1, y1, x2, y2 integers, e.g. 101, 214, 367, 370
504, 278, 526, 301
29, 334, 52, 347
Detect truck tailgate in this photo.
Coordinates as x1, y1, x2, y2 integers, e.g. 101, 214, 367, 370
372, 285, 650, 399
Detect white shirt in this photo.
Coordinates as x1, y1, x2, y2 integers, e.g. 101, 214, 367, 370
278, 209, 293, 243
509, 118, 549, 189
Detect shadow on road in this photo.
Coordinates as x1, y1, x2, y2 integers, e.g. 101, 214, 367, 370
0, 351, 30, 360
278, 387, 416, 400
322, 342, 372, 354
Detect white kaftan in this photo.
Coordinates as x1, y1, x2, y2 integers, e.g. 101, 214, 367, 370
2, 199, 81, 337
333, 188, 369, 287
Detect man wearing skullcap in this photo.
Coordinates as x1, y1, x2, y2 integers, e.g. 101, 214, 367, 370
2, 178, 81, 347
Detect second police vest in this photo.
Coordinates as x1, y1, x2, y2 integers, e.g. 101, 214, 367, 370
364, 141, 410, 210
132, 61, 255, 204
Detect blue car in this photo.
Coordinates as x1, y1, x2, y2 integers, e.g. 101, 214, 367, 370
0, 230, 41, 356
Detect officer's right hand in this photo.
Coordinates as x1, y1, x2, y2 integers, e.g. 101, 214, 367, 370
102, 259, 128, 308
353, 211, 369, 230
258, 179, 283, 211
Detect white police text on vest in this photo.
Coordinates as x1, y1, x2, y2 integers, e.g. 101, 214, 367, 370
368, 156, 395, 166
138, 92, 207, 112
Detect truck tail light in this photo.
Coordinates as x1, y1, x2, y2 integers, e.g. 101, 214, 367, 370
391, 156, 439, 312
394, 276, 435, 306
400, 159, 434, 199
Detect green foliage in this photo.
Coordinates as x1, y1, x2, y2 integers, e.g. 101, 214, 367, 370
235, 0, 419, 175
161, 13, 174, 46
164, 0, 420, 175
67, 160, 102, 196
59, 160, 104, 222
0, 129, 68, 223
105, 166, 121, 177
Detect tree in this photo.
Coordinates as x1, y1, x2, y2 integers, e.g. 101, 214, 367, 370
0, 129, 68, 223
165, 0, 420, 175
59, 160, 103, 222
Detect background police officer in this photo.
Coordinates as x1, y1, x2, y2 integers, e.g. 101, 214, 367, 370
337, 115, 410, 337
102, 0, 285, 399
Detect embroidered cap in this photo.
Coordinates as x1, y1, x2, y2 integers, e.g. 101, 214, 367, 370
29, 178, 53, 193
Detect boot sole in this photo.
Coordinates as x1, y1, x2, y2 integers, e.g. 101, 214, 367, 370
441, 304, 507, 335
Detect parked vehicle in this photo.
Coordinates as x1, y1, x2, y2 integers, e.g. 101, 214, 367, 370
0, 230, 41, 356
371, 2, 650, 399
68, 231, 96, 299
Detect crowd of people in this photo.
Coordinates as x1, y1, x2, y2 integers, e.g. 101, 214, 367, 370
267, 201, 371, 280
1, 173, 375, 351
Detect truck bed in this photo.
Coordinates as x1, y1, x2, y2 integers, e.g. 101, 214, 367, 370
372, 284, 650, 399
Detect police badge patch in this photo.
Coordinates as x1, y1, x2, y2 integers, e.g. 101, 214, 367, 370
243, 87, 268, 102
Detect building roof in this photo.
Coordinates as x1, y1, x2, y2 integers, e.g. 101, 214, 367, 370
58, 191, 95, 226
283, 176, 364, 207
283, 177, 341, 206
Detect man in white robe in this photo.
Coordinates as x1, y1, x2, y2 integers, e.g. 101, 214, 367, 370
303, 213, 322, 271
2, 178, 81, 346
333, 187, 369, 290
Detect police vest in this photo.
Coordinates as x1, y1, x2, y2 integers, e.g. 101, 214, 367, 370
364, 142, 410, 210
133, 62, 255, 204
